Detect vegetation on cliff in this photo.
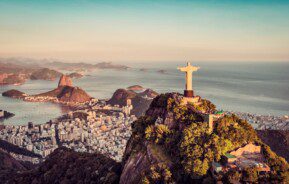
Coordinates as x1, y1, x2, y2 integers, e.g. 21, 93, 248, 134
192, 98, 216, 113
122, 93, 289, 183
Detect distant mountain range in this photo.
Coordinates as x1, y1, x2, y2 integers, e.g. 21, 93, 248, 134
45, 61, 129, 71
0, 57, 129, 71
0, 58, 130, 85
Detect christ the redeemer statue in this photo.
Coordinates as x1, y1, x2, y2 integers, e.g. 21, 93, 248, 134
177, 62, 200, 97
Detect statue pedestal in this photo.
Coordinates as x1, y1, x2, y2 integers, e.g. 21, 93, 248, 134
184, 90, 194, 97
181, 96, 201, 105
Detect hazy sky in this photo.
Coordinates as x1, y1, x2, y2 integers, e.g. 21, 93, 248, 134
0, 0, 289, 62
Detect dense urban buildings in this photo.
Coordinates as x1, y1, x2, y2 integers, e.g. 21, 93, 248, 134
0, 99, 136, 162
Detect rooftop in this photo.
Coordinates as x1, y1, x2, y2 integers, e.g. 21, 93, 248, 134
225, 153, 237, 159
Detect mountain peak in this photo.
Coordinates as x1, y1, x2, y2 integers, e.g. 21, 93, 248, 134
58, 74, 73, 87
121, 93, 289, 183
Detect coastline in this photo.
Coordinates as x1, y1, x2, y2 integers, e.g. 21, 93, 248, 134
2, 90, 289, 129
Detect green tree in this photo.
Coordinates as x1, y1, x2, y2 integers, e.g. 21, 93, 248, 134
242, 167, 258, 183
223, 170, 241, 183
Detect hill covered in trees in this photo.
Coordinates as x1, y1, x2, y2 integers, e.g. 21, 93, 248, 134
257, 130, 289, 163
120, 93, 289, 183
30, 68, 62, 81
0, 147, 121, 184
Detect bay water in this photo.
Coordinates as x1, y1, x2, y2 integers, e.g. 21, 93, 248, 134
1, 61, 288, 125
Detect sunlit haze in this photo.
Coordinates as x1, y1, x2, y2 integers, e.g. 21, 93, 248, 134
0, 0, 289, 62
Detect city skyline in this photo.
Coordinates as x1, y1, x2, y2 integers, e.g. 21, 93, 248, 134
0, 0, 289, 62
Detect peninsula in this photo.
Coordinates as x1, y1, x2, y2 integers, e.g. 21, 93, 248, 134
2, 75, 92, 106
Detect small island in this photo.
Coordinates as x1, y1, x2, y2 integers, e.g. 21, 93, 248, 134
94, 62, 129, 70
68, 72, 83, 79
2, 89, 27, 99
140, 68, 148, 72
0, 110, 15, 121
157, 69, 166, 74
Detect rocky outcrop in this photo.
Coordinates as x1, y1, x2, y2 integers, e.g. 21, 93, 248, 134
58, 75, 73, 87
139, 89, 158, 98
130, 95, 154, 117
36, 86, 91, 103
0, 110, 15, 121
121, 143, 173, 184
3, 86, 91, 104
3, 76, 91, 104
0, 147, 121, 184
30, 68, 62, 81
57, 86, 91, 103
37, 75, 90, 103
107, 88, 159, 117
107, 89, 137, 107
2, 89, 27, 99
